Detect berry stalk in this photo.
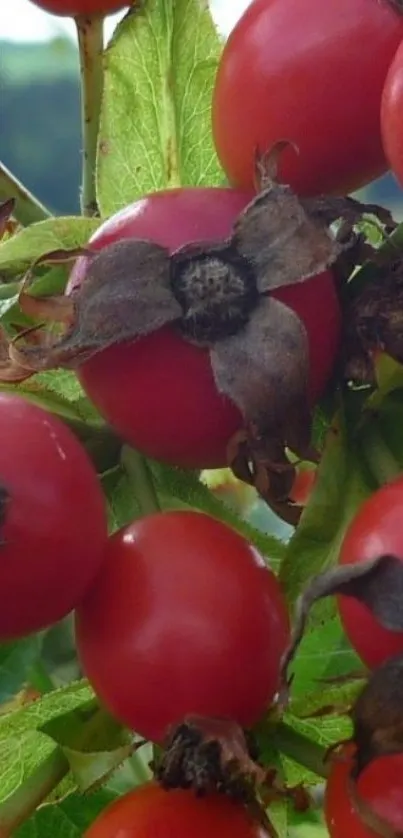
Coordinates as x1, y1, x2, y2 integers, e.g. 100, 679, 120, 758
75, 14, 105, 217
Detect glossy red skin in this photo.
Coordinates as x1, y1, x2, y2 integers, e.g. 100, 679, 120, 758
76, 510, 290, 742
212, 0, 403, 196
30, 0, 127, 16
0, 394, 107, 640
71, 188, 341, 469
381, 39, 403, 186
338, 478, 403, 669
85, 783, 261, 838
325, 745, 403, 836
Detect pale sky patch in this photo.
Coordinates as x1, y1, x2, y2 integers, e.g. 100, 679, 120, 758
0, 0, 252, 42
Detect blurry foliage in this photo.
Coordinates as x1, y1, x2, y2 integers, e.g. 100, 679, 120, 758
0, 36, 403, 220
0, 38, 81, 215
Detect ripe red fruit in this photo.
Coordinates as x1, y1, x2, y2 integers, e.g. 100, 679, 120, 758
0, 393, 107, 640
212, 0, 403, 196
29, 0, 128, 16
85, 782, 262, 838
337, 478, 403, 669
381, 39, 403, 186
75, 510, 290, 742
70, 188, 341, 469
325, 744, 403, 837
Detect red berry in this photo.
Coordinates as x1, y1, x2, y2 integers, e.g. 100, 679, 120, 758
0, 393, 107, 639
29, 0, 128, 16
70, 188, 340, 469
338, 478, 403, 669
85, 782, 262, 838
212, 0, 403, 195
325, 744, 403, 836
76, 510, 290, 742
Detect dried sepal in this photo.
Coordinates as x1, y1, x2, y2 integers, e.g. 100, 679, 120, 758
211, 297, 313, 502
344, 258, 403, 383
156, 716, 265, 801
233, 183, 341, 294
12, 239, 181, 369
280, 554, 403, 700
351, 655, 403, 775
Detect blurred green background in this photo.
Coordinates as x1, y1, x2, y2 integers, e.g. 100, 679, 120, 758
1, 36, 403, 218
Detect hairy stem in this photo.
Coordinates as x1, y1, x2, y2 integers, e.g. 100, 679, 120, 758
0, 162, 51, 226
271, 721, 330, 779
75, 14, 105, 217
121, 446, 161, 515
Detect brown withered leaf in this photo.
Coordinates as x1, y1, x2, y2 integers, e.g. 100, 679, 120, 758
233, 184, 341, 293
11, 239, 181, 369
344, 259, 403, 383
0, 326, 36, 382
351, 655, 403, 776
280, 554, 403, 702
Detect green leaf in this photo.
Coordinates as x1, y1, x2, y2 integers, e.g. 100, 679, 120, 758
97, 0, 224, 216
0, 635, 42, 704
290, 614, 362, 700
279, 412, 371, 606
0, 217, 99, 275
0, 371, 102, 427
43, 707, 133, 793
0, 733, 56, 805
0, 681, 94, 806
151, 462, 288, 568
15, 789, 116, 837
0, 282, 20, 318
0, 680, 93, 744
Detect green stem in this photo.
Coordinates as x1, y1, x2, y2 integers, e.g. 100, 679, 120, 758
0, 706, 108, 835
121, 446, 161, 515
75, 14, 105, 217
29, 660, 55, 695
0, 162, 51, 226
0, 748, 69, 835
358, 420, 402, 487
271, 722, 330, 780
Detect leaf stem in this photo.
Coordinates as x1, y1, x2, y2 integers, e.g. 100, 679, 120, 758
271, 721, 330, 779
75, 14, 105, 217
0, 748, 69, 835
0, 162, 51, 226
29, 660, 55, 695
121, 446, 161, 515
0, 706, 109, 834
358, 419, 402, 487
